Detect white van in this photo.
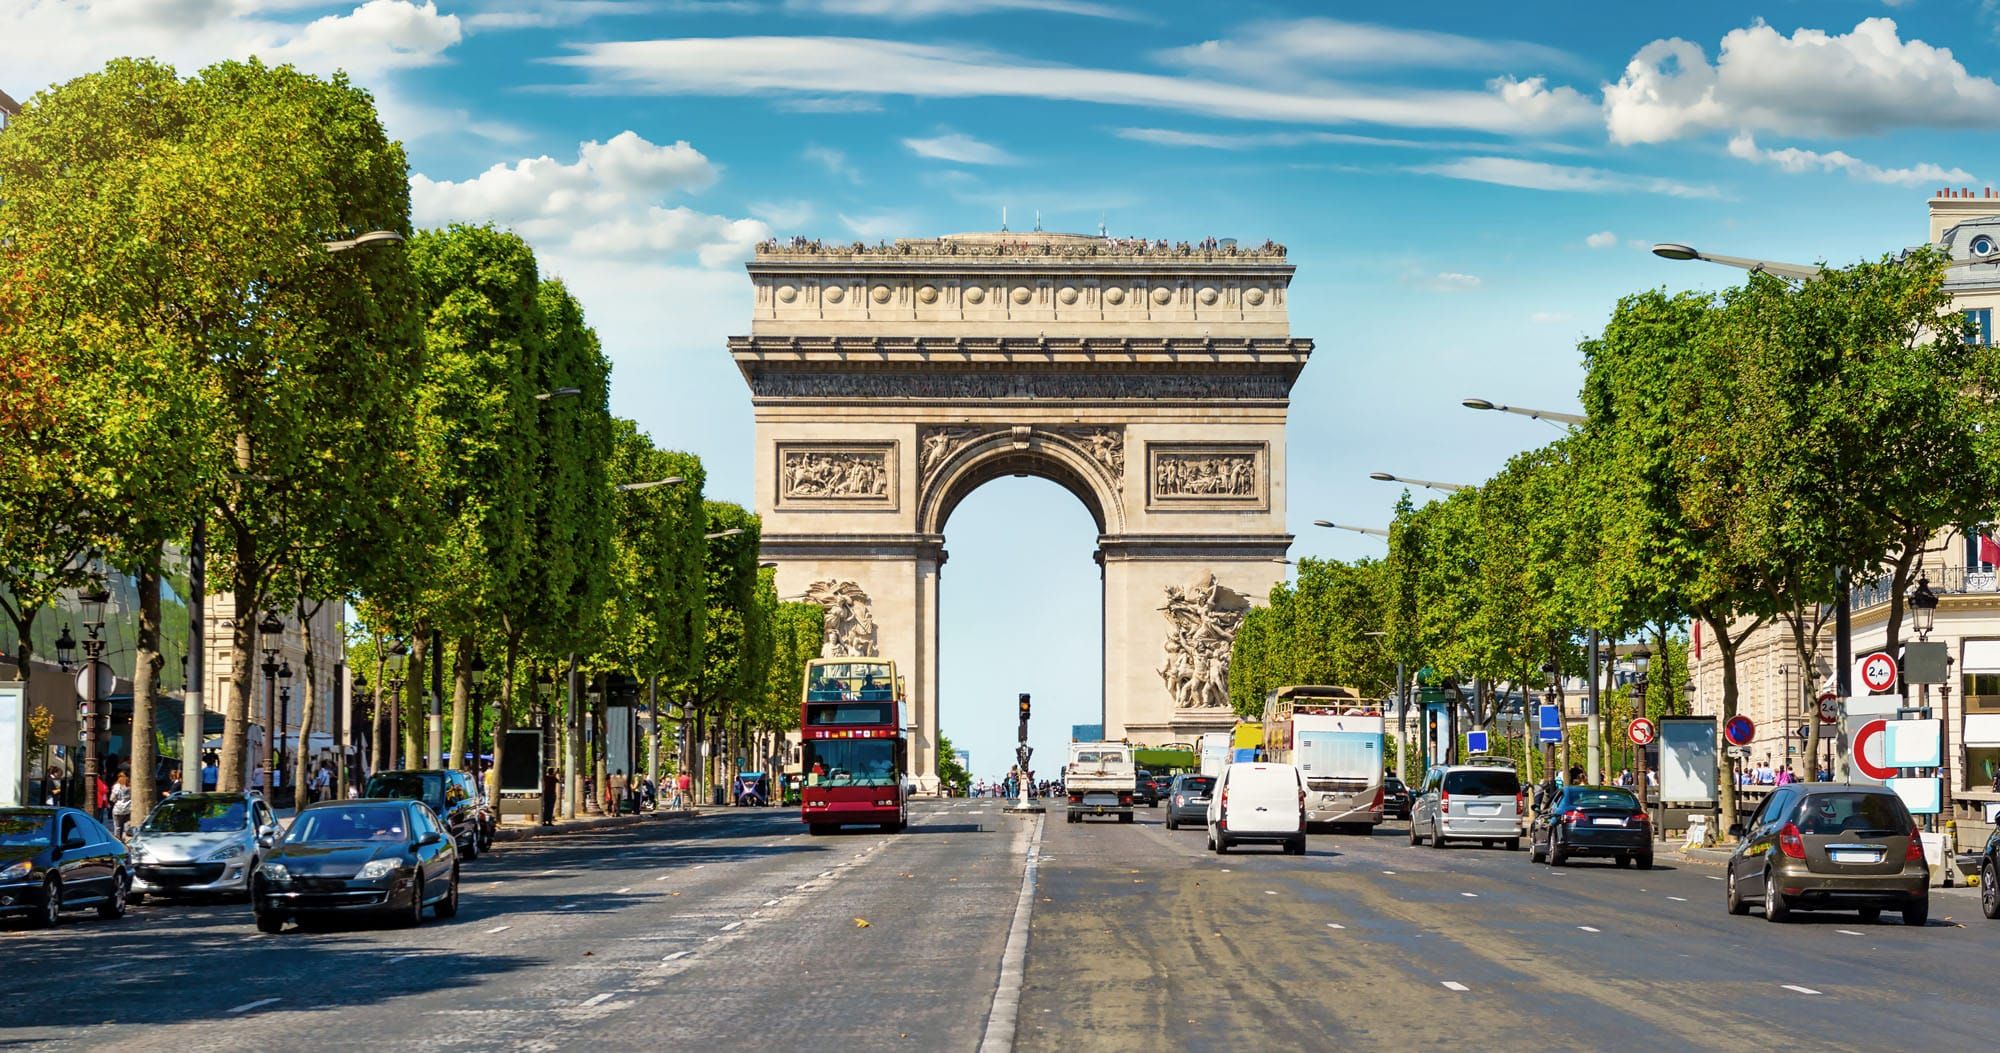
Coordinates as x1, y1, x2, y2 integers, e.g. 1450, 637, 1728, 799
1206, 762, 1307, 855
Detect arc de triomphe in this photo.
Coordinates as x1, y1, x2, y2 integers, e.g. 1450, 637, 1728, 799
734, 231, 1311, 785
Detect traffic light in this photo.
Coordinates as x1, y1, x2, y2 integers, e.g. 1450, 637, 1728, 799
1018, 693, 1031, 721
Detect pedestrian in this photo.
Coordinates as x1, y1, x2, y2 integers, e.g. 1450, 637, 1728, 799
311, 763, 332, 802
1568, 765, 1585, 787
44, 767, 64, 807
609, 769, 627, 815
109, 770, 132, 839
95, 768, 112, 820
200, 753, 219, 792
167, 767, 183, 794
673, 769, 691, 810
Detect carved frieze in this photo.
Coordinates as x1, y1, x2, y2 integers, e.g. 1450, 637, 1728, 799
748, 370, 1297, 401
918, 426, 991, 483
1048, 426, 1124, 478
1148, 442, 1267, 509
777, 443, 896, 507
1159, 572, 1250, 710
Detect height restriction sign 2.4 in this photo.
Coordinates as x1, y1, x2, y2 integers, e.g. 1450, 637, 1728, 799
1859, 651, 1898, 693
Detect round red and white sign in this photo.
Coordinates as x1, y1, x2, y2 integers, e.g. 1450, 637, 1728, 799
1628, 717, 1657, 746
1852, 718, 1895, 781
1817, 692, 1839, 725
1858, 651, 1897, 693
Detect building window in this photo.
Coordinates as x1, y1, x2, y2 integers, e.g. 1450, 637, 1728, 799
1965, 308, 1993, 347
1974, 235, 1997, 257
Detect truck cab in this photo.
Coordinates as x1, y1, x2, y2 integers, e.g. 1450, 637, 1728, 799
1065, 742, 1136, 823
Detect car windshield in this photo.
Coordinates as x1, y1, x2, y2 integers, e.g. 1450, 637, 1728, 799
0, 814, 51, 847
1565, 790, 1639, 811
1794, 792, 1911, 837
142, 797, 248, 834
1178, 778, 1215, 794
286, 806, 410, 843
1074, 751, 1125, 765
367, 773, 445, 807
803, 740, 899, 787
1443, 770, 1519, 796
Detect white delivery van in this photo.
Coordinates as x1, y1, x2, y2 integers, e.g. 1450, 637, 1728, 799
1206, 762, 1307, 855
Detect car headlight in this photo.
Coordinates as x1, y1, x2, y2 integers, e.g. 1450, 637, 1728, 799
261, 862, 291, 884
204, 839, 251, 863
355, 859, 404, 881
0, 860, 31, 882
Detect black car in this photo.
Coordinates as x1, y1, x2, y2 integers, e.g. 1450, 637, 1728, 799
1981, 825, 2000, 922
1163, 774, 1216, 831
0, 807, 131, 928
365, 769, 494, 860
1529, 786, 1652, 868
1382, 776, 1413, 820
253, 798, 460, 933
1133, 770, 1161, 808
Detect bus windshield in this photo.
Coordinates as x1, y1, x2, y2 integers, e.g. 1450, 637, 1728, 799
806, 702, 897, 726
804, 740, 899, 787
806, 661, 897, 702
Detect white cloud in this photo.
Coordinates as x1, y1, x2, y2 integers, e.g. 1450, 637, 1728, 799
1727, 132, 1974, 187
787, 0, 1133, 18
554, 36, 1601, 134
409, 131, 765, 268
1414, 156, 1723, 199
903, 131, 1017, 165
749, 200, 815, 229
1585, 230, 1618, 248
464, 1, 690, 30
1158, 18, 1580, 77
1489, 75, 1594, 128
803, 144, 861, 182
839, 211, 917, 240
1111, 126, 1583, 155
1403, 270, 1482, 292
1605, 18, 2000, 145
262, 0, 460, 74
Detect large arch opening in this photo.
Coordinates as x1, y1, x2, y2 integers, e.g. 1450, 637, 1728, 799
937, 474, 1104, 790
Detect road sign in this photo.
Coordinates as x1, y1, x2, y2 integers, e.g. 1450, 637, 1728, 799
1466, 730, 1490, 754
1852, 718, 1895, 781
1627, 717, 1657, 746
1817, 692, 1839, 725
1537, 704, 1562, 744
1724, 715, 1756, 746
1858, 651, 1898, 693
1794, 723, 1810, 741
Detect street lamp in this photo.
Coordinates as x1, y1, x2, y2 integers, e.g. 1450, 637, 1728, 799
277, 659, 293, 800
321, 229, 405, 253
1910, 575, 1940, 641
534, 387, 582, 401
469, 652, 489, 772
75, 579, 112, 808
1311, 520, 1390, 538
346, 671, 367, 799
617, 476, 684, 492
705, 527, 745, 541
1368, 472, 1467, 493
1461, 397, 1585, 426
54, 625, 76, 672
258, 610, 283, 799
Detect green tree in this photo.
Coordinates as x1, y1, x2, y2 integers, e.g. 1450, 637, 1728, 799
936, 731, 972, 795
688, 502, 764, 794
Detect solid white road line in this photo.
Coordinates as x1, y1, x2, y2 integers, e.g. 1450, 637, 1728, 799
763, 899, 780, 907
1441, 982, 1470, 992
977, 810, 1044, 1053
557, 903, 580, 911
662, 951, 691, 962
1460, 892, 1479, 898
1578, 926, 1600, 933
616, 887, 631, 894
1382, 870, 1396, 875
227, 998, 281, 1014
1706, 875, 1723, 881
1781, 985, 1821, 996
486, 925, 511, 934
720, 921, 742, 932
579, 993, 615, 1008
1264, 890, 1278, 896
388, 954, 420, 963
1836, 929, 1864, 936
1667, 896, 1687, 902
1326, 923, 1346, 930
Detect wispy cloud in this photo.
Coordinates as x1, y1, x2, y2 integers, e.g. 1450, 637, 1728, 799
1727, 132, 1974, 187
903, 130, 1017, 165
803, 144, 862, 183
1112, 126, 1583, 154
1530, 310, 1572, 323
553, 36, 1600, 134
1158, 18, 1584, 79
839, 211, 917, 239
1585, 230, 1617, 248
1403, 270, 1483, 292
785, 0, 1136, 19
1413, 157, 1723, 199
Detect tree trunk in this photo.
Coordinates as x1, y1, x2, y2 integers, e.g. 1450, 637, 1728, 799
370, 634, 388, 776
404, 626, 427, 769
130, 555, 163, 825
449, 633, 473, 770
3, 606, 38, 688
1710, 618, 1741, 834
593, 672, 609, 814
218, 530, 261, 794
292, 600, 323, 813
492, 633, 518, 809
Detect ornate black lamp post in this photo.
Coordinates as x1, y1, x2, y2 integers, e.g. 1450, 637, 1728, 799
73, 581, 112, 812
257, 610, 283, 798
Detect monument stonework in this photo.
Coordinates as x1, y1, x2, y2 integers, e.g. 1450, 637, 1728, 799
735, 231, 1309, 786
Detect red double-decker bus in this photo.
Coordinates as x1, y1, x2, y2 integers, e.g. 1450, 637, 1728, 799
799, 657, 908, 835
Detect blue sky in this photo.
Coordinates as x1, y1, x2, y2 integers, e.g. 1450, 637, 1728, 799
12, 0, 2000, 775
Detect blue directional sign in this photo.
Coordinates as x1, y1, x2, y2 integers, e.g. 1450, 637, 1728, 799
1537, 704, 1563, 744
1466, 730, 1490, 754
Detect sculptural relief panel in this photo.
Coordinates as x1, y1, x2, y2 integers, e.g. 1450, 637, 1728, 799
803, 580, 879, 658
776, 443, 897, 509
1159, 572, 1249, 710
1148, 442, 1267, 509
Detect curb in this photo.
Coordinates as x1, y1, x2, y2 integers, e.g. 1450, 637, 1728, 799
492, 808, 704, 845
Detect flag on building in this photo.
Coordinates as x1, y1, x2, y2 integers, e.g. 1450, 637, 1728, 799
1981, 532, 2000, 568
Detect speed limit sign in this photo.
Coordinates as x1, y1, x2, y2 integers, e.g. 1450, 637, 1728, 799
1858, 651, 1897, 693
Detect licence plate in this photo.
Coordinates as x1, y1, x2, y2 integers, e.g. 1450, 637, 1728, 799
1592, 818, 1624, 827
1831, 849, 1882, 865
1470, 804, 1499, 815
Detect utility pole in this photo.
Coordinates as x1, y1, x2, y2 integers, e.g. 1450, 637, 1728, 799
181, 520, 205, 801
427, 628, 443, 768
564, 654, 580, 819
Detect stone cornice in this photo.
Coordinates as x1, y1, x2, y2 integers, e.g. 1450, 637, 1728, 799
731, 334, 1311, 363
753, 234, 1288, 264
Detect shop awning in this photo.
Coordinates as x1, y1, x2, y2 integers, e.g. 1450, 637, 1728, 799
1965, 714, 2000, 747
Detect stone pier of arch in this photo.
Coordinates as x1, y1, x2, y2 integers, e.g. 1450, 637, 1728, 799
733, 231, 1312, 787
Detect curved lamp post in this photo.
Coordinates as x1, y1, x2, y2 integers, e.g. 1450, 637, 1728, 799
1368, 472, 1468, 494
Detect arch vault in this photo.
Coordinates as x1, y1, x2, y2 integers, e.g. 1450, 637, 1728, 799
733, 231, 1312, 787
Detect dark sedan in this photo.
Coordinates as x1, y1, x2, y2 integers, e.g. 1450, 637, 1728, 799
1382, 776, 1412, 820
253, 799, 459, 933
1133, 770, 1162, 808
1982, 825, 2000, 922
1529, 786, 1652, 868
0, 807, 131, 928
366, 769, 493, 860
1163, 774, 1216, 831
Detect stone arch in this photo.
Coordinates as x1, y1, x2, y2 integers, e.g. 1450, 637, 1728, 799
917, 429, 1124, 537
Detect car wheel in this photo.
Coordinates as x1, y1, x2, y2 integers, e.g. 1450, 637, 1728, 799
1290, 837, 1307, 856
1505, 838, 1521, 852
1548, 839, 1567, 868
1726, 869, 1749, 915
1616, 854, 1633, 868
1984, 863, 2000, 920
462, 834, 479, 862
433, 867, 459, 920
255, 910, 286, 934
98, 871, 129, 920
1164, 816, 1176, 831
1635, 854, 1653, 871
1429, 820, 1445, 850
1903, 898, 1929, 926
1763, 868, 1790, 922
1215, 835, 1229, 855
404, 873, 426, 928
1858, 907, 1882, 924
1529, 836, 1546, 863
31, 879, 61, 929
1408, 818, 1421, 846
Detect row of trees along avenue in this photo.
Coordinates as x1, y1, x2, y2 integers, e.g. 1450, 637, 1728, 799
0, 58, 821, 821
1232, 252, 2000, 817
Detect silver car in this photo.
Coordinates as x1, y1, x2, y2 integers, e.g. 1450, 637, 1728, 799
1408, 762, 1525, 851
128, 792, 281, 901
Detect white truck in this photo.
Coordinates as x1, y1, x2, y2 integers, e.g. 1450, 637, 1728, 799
1064, 742, 1136, 824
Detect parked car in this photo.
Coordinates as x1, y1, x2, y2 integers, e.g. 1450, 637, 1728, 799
252, 798, 459, 933
1382, 776, 1413, 820
1725, 783, 1927, 925
1145, 774, 1174, 804
365, 769, 493, 860
1133, 770, 1161, 808
128, 791, 280, 902
1409, 761, 1524, 851
1529, 786, 1651, 868
0, 807, 131, 928
1207, 763, 1307, 855
1163, 774, 1216, 831
1979, 825, 2000, 921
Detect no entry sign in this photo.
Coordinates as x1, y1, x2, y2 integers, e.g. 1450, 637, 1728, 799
1724, 715, 1756, 746
1628, 717, 1658, 746
1858, 651, 1898, 694
1852, 718, 1895, 781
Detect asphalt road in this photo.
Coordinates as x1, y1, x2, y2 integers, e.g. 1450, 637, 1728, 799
11, 799, 2000, 1052
1020, 806, 2000, 1052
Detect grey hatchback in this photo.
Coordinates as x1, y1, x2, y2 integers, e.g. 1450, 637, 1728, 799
1163, 774, 1216, 831
1725, 783, 1927, 925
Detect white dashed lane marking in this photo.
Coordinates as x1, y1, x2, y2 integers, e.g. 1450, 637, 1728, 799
720, 921, 742, 932
1837, 929, 1865, 936
1666, 896, 1687, 902
1460, 892, 1479, 898
1578, 926, 1601, 933
1782, 985, 1821, 996
580, 992, 615, 1008
486, 925, 511, 934
1441, 981, 1470, 992
1326, 923, 1345, 930
227, 998, 282, 1014
662, 951, 691, 962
